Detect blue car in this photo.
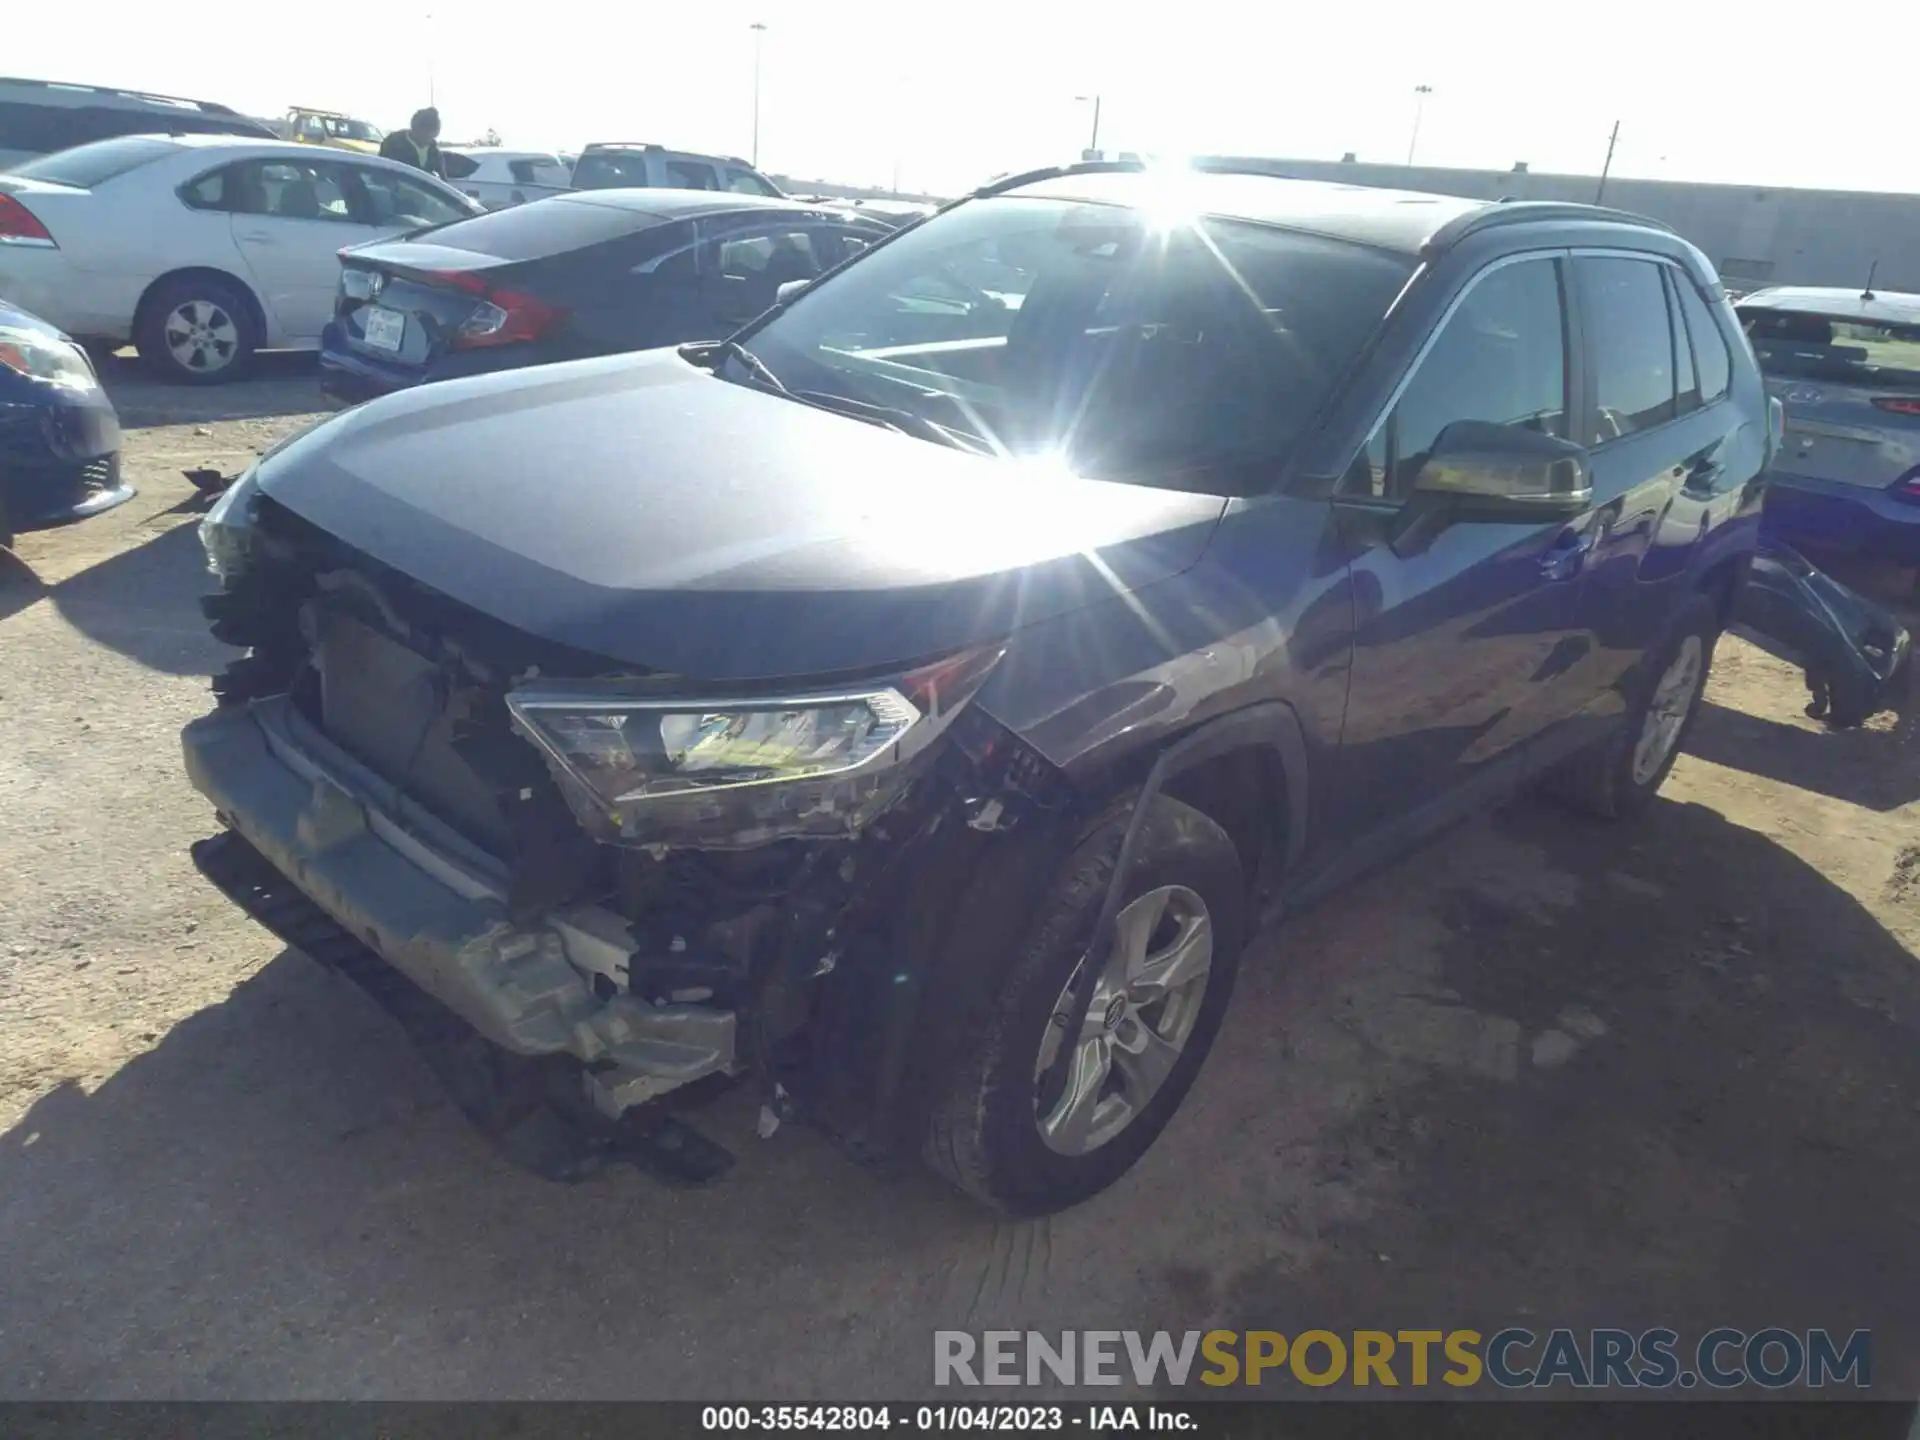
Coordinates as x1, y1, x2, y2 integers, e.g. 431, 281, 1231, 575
0, 299, 133, 547
1738, 287, 1920, 568
186, 164, 1770, 1213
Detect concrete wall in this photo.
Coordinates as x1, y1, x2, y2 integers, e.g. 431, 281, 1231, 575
1199, 156, 1920, 293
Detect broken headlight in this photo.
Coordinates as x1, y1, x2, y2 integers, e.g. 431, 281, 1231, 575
198, 462, 262, 582
507, 646, 1003, 848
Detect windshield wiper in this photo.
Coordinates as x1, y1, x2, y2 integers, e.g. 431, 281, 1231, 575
679, 339, 787, 394
789, 389, 990, 455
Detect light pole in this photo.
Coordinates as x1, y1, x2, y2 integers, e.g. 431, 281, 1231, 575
1407, 84, 1432, 166
749, 22, 767, 168
1075, 94, 1102, 157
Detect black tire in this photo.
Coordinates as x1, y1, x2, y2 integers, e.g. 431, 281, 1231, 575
134, 275, 259, 384
1548, 593, 1721, 820
924, 793, 1247, 1215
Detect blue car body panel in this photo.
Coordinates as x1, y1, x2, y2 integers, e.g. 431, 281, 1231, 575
1761, 467, 1920, 565
0, 299, 133, 534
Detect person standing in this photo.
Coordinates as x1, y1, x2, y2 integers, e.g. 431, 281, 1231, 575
379, 108, 447, 178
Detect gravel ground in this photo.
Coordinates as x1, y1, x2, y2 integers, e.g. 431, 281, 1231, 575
2, 359, 1918, 1402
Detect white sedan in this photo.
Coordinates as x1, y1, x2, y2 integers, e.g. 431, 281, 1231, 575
0, 133, 481, 383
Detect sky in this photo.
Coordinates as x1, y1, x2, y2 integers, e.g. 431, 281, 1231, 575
12, 0, 1920, 197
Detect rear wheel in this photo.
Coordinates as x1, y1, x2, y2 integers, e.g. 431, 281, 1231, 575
1549, 594, 1719, 819
924, 794, 1246, 1215
136, 276, 259, 384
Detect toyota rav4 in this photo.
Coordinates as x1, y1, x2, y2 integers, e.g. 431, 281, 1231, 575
183, 162, 1771, 1214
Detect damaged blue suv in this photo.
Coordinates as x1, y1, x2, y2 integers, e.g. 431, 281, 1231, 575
183, 162, 1769, 1213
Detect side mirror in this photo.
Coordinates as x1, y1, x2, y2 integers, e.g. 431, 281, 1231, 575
775, 277, 811, 305
1412, 420, 1591, 518
1391, 421, 1590, 554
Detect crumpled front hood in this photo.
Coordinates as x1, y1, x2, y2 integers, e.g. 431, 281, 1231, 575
258, 350, 1227, 682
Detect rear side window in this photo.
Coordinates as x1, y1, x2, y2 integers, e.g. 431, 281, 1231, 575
8, 134, 177, 186
1671, 272, 1732, 406
724, 167, 782, 197
1737, 305, 1920, 388
508, 158, 567, 187
1577, 257, 1676, 443
1360, 256, 1568, 500
665, 159, 719, 190
420, 196, 651, 260
571, 150, 651, 189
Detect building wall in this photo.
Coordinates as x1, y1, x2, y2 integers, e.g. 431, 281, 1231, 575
1200, 157, 1920, 293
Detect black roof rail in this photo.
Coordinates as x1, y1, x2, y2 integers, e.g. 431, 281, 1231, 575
967, 157, 1150, 200
581, 141, 660, 152
0, 75, 245, 116
1424, 199, 1676, 254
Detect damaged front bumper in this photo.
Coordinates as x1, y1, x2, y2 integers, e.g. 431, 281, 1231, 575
181, 695, 739, 1116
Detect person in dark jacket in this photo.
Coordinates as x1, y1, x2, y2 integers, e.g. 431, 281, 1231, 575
378, 108, 446, 178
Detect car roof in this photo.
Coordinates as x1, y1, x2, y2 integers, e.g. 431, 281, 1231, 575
1737, 286, 1920, 325
1001, 167, 1669, 256
562, 188, 871, 222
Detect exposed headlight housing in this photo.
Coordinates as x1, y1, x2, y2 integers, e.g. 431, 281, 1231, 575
198, 462, 262, 582
0, 325, 100, 392
507, 645, 1004, 848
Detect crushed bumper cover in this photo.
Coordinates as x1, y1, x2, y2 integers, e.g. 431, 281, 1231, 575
181, 696, 738, 1112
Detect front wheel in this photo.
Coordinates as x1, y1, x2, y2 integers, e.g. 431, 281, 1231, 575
924, 794, 1247, 1215
1548, 593, 1720, 819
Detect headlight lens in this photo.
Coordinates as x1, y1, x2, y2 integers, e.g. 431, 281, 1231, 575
199, 463, 262, 581
0, 325, 99, 391
508, 646, 1002, 847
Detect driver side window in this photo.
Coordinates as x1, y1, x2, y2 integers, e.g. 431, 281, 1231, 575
1352, 256, 1569, 500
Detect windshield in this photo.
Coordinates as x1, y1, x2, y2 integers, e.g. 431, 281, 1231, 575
739, 194, 1414, 492
323, 116, 382, 142
1739, 304, 1920, 388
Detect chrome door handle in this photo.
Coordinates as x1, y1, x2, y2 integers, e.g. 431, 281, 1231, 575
1540, 528, 1597, 582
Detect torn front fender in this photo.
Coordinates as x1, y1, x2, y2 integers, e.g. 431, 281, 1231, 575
1735, 541, 1911, 728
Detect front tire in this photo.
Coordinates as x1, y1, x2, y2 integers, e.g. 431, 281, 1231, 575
924, 794, 1247, 1215
135, 276, 259, 384
1549, 593, 1720, 819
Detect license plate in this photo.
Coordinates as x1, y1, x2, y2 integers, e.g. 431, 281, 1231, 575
361, 305, 405, 351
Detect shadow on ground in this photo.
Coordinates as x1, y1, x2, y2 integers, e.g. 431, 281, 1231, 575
0, 548, 50, 625
36, 521, 233, 676
99, 353, 327, 430
1686, 659, 1917, 811
3, 785, 1917, 1401
1194, 795, 1920, 1400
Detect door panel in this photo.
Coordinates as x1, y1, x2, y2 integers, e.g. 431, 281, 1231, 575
225, 159, 380, 343
1332, 253, 1601, 844
1570, 256, 1727, 707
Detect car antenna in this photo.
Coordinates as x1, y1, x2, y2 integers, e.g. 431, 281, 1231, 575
1861, 260, 1878, 302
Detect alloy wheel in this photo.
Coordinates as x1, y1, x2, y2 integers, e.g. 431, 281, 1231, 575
1632, 633, 1705, 784
1033, 884, 1214, 1157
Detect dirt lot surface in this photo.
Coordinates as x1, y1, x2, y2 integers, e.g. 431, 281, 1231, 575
2, 360, 1918, 1403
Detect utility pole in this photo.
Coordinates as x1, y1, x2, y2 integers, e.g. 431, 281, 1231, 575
1595, 119, 1620, 204
749, 22, 767, 168
1076, 94, 1102, 156
425, 12, 435, 107
1407, 84, 1432, 166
